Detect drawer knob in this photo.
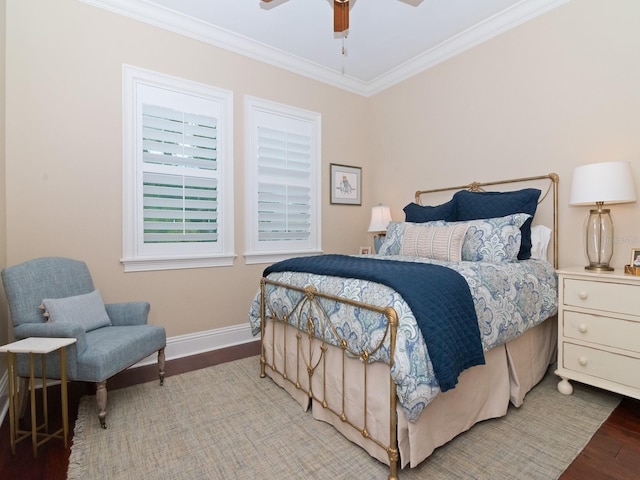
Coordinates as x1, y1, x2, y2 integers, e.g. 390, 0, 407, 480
578, 324, 588, 333
578, 356, 588, 366
578, 290, 588, 300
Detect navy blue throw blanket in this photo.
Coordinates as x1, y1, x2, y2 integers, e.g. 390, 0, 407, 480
264, 254, 485, 391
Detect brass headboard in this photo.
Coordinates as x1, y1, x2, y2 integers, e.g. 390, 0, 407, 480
414, 173, 559, 269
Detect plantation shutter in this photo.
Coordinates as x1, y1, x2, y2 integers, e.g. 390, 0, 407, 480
257, 126, 312, 242
142, 104, 219, 245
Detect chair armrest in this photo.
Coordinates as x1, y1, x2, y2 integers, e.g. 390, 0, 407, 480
105, 302, 150, 326
13, 322, 87, 355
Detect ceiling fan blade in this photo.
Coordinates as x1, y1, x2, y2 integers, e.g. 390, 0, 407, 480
334, 0, 349, 33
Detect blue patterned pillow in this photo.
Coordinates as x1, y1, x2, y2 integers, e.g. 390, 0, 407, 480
453, 188, 541, 260
460, 214, 529, 262
377, 222, 407, 255
403, 198, 457, 223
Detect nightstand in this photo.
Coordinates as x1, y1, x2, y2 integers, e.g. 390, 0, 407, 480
555, 267, 640, 399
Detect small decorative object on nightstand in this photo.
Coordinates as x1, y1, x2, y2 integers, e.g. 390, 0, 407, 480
368, 204, 392, 253
555, 267, 640, 400
627, 247, 640, 275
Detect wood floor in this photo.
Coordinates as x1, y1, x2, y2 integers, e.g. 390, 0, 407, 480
1, 341, 639, 480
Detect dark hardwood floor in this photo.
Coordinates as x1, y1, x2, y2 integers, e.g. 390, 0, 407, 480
1, 342, 639, 480
559, 395, 640, 480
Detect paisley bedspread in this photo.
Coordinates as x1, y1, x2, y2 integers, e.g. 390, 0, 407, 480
248, 255, 558, 423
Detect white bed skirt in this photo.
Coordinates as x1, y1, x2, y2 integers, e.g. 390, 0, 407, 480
262, 316, 557, 469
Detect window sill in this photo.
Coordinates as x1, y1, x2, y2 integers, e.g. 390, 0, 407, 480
121, 254, 236, 272
244, 250, 323, 265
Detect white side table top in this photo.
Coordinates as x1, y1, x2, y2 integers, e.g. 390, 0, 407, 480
0, 337, 77, 354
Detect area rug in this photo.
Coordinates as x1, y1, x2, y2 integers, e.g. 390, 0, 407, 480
68, 356, 620, 480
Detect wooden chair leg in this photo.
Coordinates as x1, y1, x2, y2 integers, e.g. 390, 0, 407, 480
158, 347, 165, 386
96, 380, 107, 429
18, 377, 29, 419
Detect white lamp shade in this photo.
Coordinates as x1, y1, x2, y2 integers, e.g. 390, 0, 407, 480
368, 205, 392, 233
569, 160, 637, 206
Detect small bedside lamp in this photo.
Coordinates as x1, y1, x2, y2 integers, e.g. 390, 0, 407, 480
368, 205, 392, 253
569, 160, 636, 271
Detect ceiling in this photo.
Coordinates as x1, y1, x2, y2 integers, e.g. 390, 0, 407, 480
82, 0, 568, 96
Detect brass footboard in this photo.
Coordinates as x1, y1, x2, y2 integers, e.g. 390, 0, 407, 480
259, 277, 400, 480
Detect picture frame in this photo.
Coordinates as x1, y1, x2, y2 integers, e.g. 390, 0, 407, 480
631, 248, 640, 267
359, 246, 371, 255
330, 163, 361, 205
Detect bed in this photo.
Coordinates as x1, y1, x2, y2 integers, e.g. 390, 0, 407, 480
248, 173, 559, 480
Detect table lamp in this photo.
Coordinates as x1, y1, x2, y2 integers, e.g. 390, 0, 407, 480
569, 160, 636, 271
368, 205, 392, 253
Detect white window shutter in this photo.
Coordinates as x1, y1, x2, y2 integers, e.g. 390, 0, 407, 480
244, 96, 322, 264
257, 126, 312, 242
142, 105, 218, 170
142, 104, 219, 245
142, 172, 218, 244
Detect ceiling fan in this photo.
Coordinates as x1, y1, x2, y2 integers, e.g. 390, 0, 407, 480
261, 0, 351, 33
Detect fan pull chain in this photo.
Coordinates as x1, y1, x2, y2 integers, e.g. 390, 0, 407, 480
340, 34, 349, 75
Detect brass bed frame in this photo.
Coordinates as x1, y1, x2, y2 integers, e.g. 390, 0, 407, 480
259, 173, 559, 480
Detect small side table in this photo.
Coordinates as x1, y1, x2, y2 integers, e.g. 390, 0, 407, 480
0, 337, 77, 457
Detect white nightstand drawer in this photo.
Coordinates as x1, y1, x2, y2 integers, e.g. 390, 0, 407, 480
563, 342, 640, 389
563, 278, 639, 317
563, 310, 640, 352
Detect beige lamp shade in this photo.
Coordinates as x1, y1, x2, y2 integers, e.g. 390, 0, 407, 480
368, 205, 392, 233
569, 160, 636, 206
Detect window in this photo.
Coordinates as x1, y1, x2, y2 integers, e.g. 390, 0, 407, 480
122, 65, 234, 271
244, 96, 321, 264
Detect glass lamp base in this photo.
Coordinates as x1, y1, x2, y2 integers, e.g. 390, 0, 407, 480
585, 263, 614, 272
584, 206, 614, 272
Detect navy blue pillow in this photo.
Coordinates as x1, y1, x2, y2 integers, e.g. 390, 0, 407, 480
453, 188, 541, 260
404, 198, 457, 223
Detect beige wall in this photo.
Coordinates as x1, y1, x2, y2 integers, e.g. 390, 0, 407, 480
3, 0, 640, 348
368, 0, 640, 269
4, 0, 372, 338
0, 0, 7, 373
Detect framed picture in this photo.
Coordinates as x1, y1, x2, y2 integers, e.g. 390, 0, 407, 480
330, 163, 361, 205
631, 248, 640, 267
359, 246, 371, 255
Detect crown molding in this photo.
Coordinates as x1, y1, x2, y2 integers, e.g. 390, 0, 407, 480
365, 0, 570, 95
80, 0, 569, 97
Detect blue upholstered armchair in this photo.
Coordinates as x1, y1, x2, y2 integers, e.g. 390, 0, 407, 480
1, 257, 166, 429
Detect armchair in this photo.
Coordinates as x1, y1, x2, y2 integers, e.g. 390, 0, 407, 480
1, 257, 166, 429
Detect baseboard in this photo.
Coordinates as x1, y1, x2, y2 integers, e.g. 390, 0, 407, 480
133, 322, 256, 367
0, 322, 258, 430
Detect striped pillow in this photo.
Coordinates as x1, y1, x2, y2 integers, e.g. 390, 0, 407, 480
401, 223, 469, 261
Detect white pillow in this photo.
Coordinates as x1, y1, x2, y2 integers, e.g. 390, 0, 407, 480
530, 225, 552, 262
401, 223, 469, 261
42, 289, 111, 332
